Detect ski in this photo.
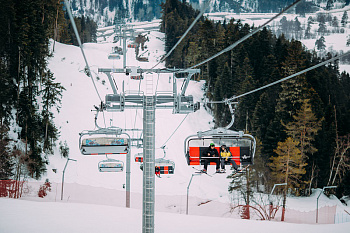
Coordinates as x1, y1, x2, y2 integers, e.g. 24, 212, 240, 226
211, 169, 226, 175
192, 167, 213, 177
231, 165, 250, 177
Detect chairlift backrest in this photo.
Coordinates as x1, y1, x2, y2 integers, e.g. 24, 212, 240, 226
80, 136, 129, 155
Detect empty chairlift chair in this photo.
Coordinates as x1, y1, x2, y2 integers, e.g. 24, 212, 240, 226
79, 128, 129, 155
108, 53, 121, 60
98, 158, 124, 172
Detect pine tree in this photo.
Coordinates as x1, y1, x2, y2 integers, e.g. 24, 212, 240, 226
341, 11, 348, 27
213, 63, 233, 126
315, 36, 326, 50
276, 40, 308, 123
293, 17, 302, 39
185, 42, 201, 68
269, 137, 307, 220
40, 71, 65, 153
0, 127, 14, 180
228, 167, 255, 219
235, 57, 256, 131
283, 99, 323, 194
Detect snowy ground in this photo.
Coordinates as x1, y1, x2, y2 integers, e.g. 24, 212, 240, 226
2, 9, 350, 233
1, 197, 349, 233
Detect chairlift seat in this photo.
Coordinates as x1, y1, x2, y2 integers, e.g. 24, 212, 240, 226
81, 137, 128, 155
186, 146, 251, 166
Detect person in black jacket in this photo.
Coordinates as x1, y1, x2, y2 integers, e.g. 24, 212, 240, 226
201, 143, 220, 173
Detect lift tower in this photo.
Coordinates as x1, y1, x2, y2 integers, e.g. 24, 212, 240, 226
99, 67, 200, 233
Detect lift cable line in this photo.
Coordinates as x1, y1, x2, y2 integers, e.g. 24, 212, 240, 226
151, 0, 211, 69
186, 0, 302, 70
63, 0, 103, 102
160, 113, 189, 148
205, 51, 350, 105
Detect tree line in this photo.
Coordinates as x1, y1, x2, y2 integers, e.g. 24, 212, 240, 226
0, 0, 96, 190
161, 0, 350, 200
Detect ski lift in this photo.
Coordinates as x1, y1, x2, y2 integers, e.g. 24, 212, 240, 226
155, 158, 175, 175
128, 66, 143, 80
98, 157, 124, 172
184, 102, 256, 167
136, 56, 149, 62
127, 43, 137, 48
134, 153, 143, 162
108, 53, 121, 60
113, 46, 123, 55
79, 108, 130, 155
139, 147, 175, 176
79, 128, 129, 155
184, 128, 256, 167
130, 75, 143, 80
155, 146, 175, 176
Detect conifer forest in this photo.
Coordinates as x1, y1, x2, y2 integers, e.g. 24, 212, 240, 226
0, 0, 96, 184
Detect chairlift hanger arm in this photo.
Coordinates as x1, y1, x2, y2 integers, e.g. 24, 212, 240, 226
103, 72, 118, 94
180, 71, 198, 96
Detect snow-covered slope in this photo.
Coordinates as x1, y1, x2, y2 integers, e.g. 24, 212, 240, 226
1, 197, 349, 233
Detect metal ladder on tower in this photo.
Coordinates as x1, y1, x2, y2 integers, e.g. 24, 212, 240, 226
143, 73, 155, 233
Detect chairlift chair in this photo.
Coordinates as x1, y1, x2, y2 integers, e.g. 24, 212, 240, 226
79, 128, 129, 155
136, 56, 149, 62
127, 43, 137, 48
108, 53, 121, 60
184, 128, 256, 167
134, 153, 143, 162
155, 158, 175, 175
130, 75, 143, 80
128, 66, 143, 80
113, 46, 123, 55
98, 158, 124, 172
139, 147, 175, 176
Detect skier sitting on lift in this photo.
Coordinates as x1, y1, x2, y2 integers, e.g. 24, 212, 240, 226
202, 143, 220, 173
220, 145, 240, 173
